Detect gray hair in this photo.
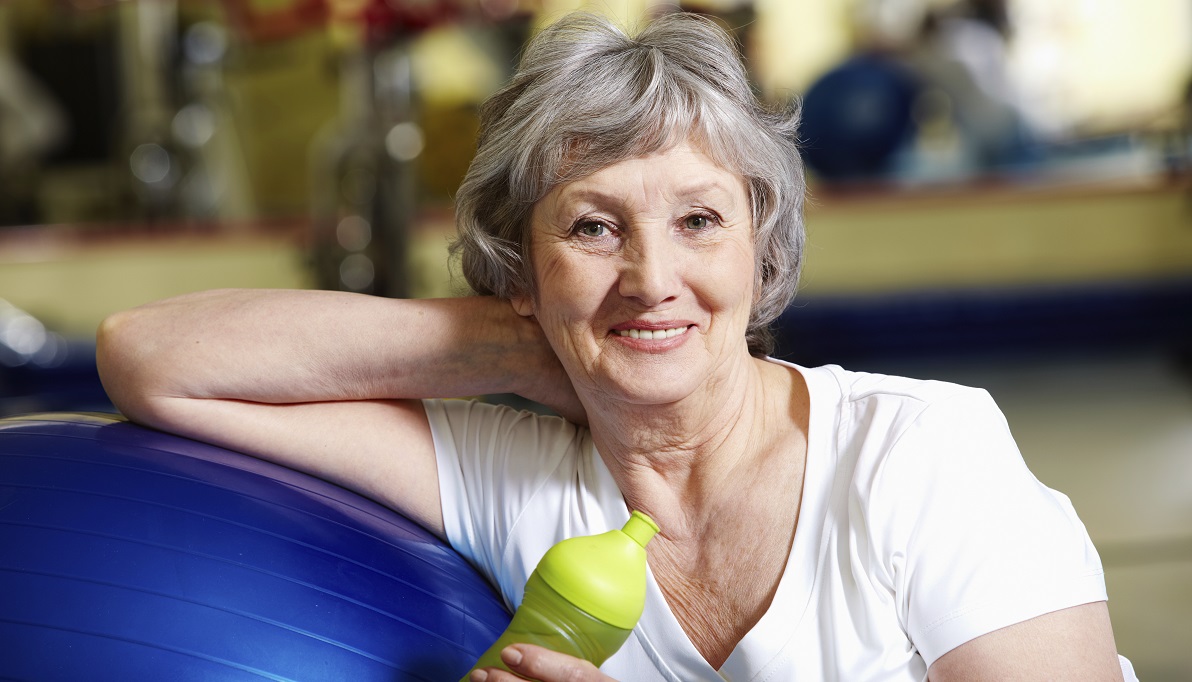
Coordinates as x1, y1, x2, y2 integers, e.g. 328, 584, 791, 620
451, 11, 805, 356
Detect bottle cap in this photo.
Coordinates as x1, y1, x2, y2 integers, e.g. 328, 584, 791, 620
622, 510, 660, 548
537, 511, 659, 630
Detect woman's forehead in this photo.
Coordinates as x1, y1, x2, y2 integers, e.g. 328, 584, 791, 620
547, 143, 747, 206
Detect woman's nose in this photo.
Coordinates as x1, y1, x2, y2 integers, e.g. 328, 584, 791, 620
617, 230, 680, 307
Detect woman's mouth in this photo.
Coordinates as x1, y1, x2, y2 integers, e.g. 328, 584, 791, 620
614, 325, 691, 340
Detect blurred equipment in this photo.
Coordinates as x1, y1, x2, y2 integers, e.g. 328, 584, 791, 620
10, 1, 126, 224
171, 19, 255, 220
0, 3, 66, 225
0, 412, 511, 679
802, 0, 1042, 185
309, 0, 459, 298
116, 0, 186, 220
896, 0, 1040, 180
799, 53, 919, 182
115, 0, 252, 222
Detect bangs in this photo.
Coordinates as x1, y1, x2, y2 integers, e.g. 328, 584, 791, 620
507, 44, 765, 203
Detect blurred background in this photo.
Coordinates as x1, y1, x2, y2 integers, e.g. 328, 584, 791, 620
0, 0, 1189, 677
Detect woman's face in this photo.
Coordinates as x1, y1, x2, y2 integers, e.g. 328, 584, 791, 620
515, 141, 756, 408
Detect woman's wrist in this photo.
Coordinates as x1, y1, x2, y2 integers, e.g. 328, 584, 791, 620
464, 296, 559, 398
485, 299, 586, 422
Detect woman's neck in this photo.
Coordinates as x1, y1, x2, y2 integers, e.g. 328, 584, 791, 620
585, 355, 806, 542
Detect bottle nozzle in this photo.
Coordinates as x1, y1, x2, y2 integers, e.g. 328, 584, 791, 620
622, 510, 659, 548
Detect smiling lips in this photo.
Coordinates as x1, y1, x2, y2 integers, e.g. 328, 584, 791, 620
614, 325, 691, 340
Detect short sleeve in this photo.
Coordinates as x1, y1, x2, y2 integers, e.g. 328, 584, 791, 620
865, 387, 1107, 667
423, 398, 586, 602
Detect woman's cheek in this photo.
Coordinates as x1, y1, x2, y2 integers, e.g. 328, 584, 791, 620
540, 252, 612, 314
705, 246, 755, 306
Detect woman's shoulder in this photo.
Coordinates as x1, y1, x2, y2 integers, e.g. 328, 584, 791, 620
807, 364, 1037, 524
781, 362, 1021, 501
819, 363, 992, 407
770, 359, 1000, 426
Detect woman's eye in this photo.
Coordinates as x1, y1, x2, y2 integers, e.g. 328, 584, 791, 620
576, 221, 609, 237
684, 214, 712, 230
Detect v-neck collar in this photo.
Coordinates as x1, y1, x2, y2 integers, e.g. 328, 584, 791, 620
590, 361, 842, 680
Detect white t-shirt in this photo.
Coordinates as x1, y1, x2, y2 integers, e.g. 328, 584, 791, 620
428, 361, 1114, 681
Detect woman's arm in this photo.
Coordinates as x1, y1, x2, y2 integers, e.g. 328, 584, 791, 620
928, 601, 1125, 681
96, 289, 578, 538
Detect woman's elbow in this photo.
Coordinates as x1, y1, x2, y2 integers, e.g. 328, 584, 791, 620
96, 309, 162, 422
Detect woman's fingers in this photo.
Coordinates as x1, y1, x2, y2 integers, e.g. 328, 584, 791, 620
503, 644, 612, 682
468, 644, 614, 682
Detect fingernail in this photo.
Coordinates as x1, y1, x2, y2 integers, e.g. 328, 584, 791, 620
501, 646, 523, 667
469, 670, 488, 682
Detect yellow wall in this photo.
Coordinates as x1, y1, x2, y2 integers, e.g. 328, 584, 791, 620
754, 0, 853, 98
801, 181, 1192, 294
0, 235, 311, 335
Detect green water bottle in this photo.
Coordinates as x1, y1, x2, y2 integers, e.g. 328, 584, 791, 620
462, 510, 660, 680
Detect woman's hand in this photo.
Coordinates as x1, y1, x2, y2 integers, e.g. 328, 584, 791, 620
469, 644, 617, 682
506, 306, 586, 425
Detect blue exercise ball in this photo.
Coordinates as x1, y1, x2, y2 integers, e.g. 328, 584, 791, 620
0, 413, 510, 681
799, 53, 920, 181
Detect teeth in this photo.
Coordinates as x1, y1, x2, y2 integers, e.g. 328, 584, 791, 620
617, 326, 689, 340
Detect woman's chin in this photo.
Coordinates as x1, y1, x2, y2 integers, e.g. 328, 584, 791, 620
586, 358, 710, 409
590, 388, 694, 414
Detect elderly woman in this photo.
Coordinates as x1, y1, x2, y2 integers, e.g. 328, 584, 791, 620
97, 11, 1132, 682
